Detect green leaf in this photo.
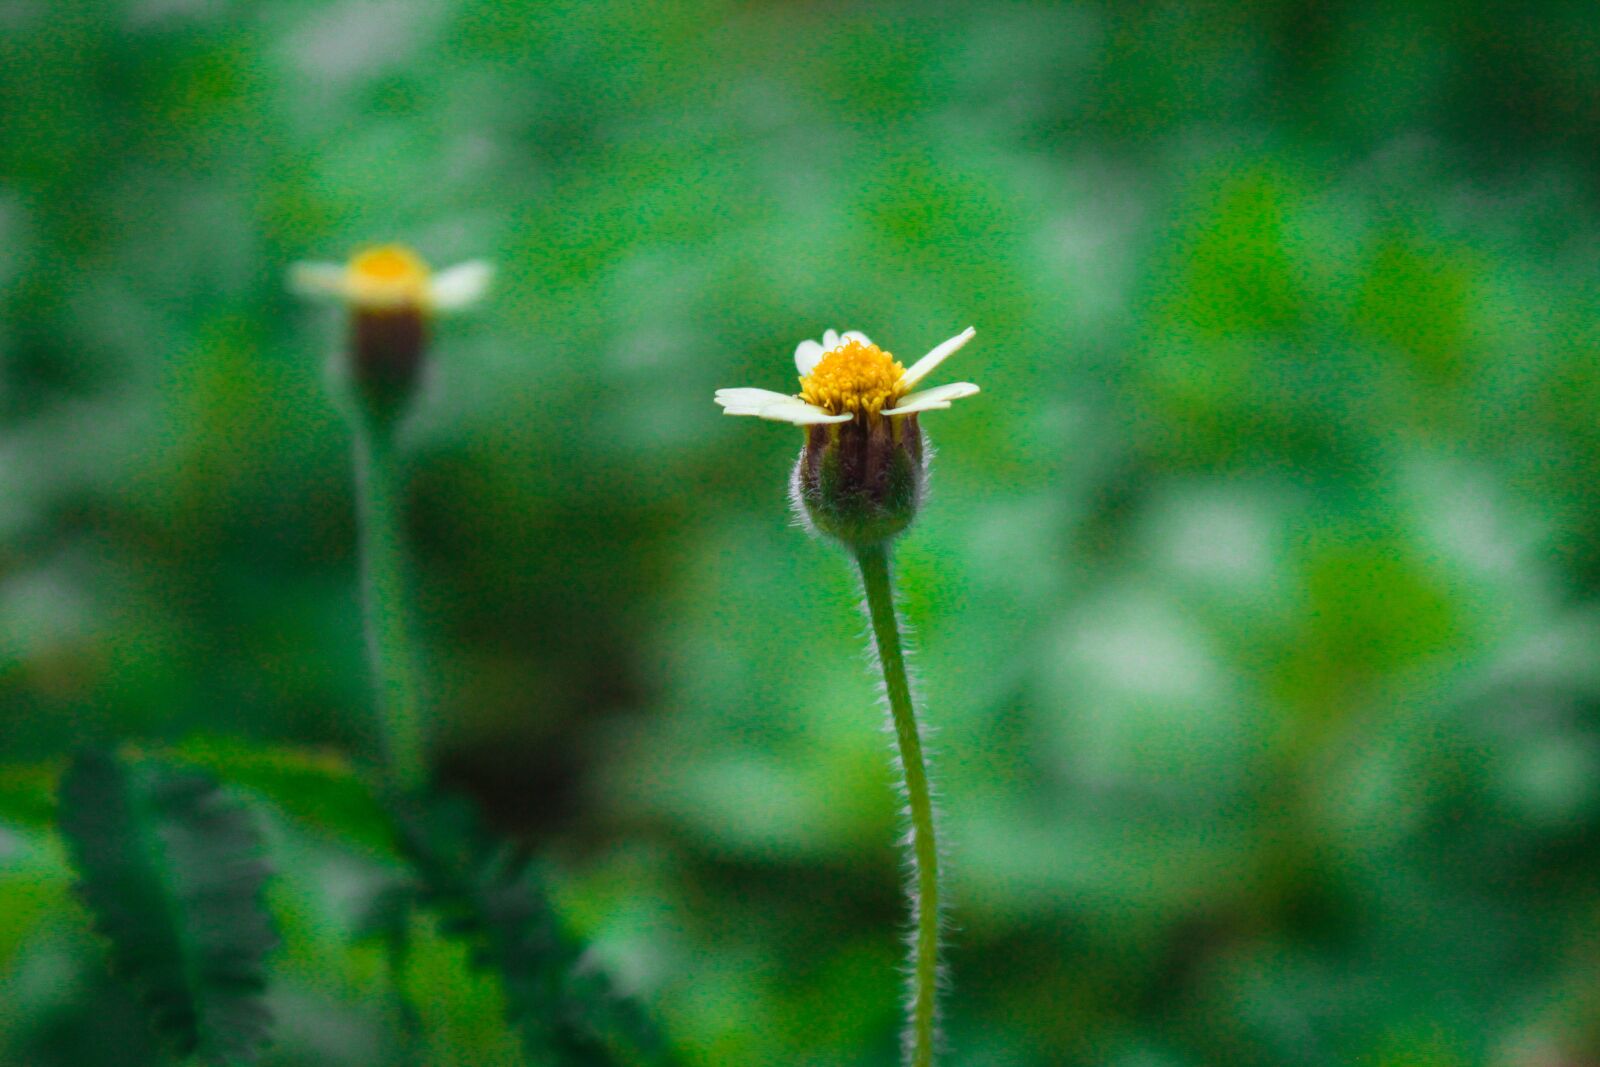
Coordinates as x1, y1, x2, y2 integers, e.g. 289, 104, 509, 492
394, 794, 671, 1067
57, 748, 277, 1065
170, 736, 394, 852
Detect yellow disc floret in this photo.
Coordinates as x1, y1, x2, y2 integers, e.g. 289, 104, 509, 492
345, 245, 432, 310
799, 339, 907, 416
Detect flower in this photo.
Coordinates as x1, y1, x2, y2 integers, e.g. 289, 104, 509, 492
290, 245, 493, 415
715, 328, 979, 546
289, 245, 493, 315
714, 327, 979, 425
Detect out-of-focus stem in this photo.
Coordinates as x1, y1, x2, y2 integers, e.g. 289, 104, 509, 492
855, 542, 940, 1067
352, 409, 427, 793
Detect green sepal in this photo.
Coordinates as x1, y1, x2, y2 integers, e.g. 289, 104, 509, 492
796, 423, 924, 547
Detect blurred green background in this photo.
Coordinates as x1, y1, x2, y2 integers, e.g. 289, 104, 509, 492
5, 0, 1600, 1064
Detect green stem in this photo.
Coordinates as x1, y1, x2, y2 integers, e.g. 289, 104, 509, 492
352, 409, 427, 793
855, 542, 941, 1067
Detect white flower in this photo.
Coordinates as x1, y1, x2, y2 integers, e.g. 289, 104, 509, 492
289, 245, 493, 314
714, 327, 979, 425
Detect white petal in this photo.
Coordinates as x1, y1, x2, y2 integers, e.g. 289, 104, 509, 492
822, 329, 840, 349
842, 330, 873, 346
715, 389, 848, 424
754, 401, 852, 425
899, 326, 976, 390
288, 262, 348, 300
883, 381, 980, 415
715, 387, 797, 408
429, 260, 494, 311
794, 339, 825, 377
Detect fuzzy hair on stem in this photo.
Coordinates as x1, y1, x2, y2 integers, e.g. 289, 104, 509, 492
855, 541, 946, 1067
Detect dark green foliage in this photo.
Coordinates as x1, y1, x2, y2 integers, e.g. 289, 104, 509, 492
57, 749, 276, 1066
386, 794, 670, 1067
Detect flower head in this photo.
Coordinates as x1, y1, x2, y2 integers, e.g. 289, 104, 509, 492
290, 245, 493, 315
715, 328, 979, 545
714, 327, 979, 426
290, 245, 493, 417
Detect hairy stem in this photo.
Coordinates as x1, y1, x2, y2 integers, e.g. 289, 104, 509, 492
855, 542, 940, 1067
352, 410, 427, 793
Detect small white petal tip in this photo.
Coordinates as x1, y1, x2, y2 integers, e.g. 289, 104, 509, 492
884, 381, 980, 416
288, 261, 347, 300
794, 339, 825, 377
899, 326, 978, 390
430, 260, 494, 312
716, 387, 795, 408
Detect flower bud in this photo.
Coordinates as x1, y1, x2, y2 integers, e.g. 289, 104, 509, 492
793, 412, 926, 546
349, 299, 429, 417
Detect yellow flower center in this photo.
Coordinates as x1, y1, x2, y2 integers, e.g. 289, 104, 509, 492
346, 245, 432, 309
799, 339, 906, 416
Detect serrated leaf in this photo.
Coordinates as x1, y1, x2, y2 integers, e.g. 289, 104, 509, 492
394, 794, 671, 1067
57, 749, 277, 1065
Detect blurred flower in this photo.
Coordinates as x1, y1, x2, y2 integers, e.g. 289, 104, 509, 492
715, 327, 979, 546
289, 245, 493, 314
290, 245, 492, 415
